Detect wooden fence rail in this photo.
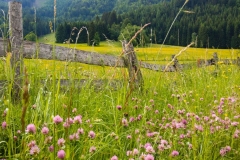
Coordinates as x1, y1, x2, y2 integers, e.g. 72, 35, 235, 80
0, 38, 181, 72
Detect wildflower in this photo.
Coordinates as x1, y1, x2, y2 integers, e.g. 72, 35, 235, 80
129, 117, 135, 122
72, 108, 77, 113
28, 140, 36, 148
179, 134, 185, 139
77, 128, 84, 134
158, 144, 165, 151
88, 131, 96, 139
127, 135, 132, 139
32, 104, 37, 109
53, 115, 63, 124
135, 129, 140, 134
45, 136, 53, 144
220, 148, 227, 156
167, 104, 174, 110
26, 124, 36, 134
57, 150, 65, 159
145, 146, 155, 153
188, 143, 193, 149
48, 145, 54, 152
144, 154, 154, 160
17, 130, 21, 134
122, 118, 128, 126
116, 105, 122, 110
41, 127, 49, 135
2, 121, 7, 129
30, 145, 40, 155
160, 140, 168, 145
171, 150, 179, 157
2, 109, 7, 117
111, 155, 118, 160
126, 150, 133, 156
231, 122, 239, 127
57, 138, 65, 147
195, 124, 203, 132
137, 114, 142, 121
14, 136, 17, 141
133, 148, 139, 155
69, 134, 74, 141
74, 115, 82, 124
63, 122, 70, 128
89, 146, 96, 153
144, 143, 152, 149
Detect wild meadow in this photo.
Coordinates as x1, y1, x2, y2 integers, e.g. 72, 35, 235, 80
0, 35, 240, 160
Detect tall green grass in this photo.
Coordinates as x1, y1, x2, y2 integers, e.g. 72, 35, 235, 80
1, 53, 240, 159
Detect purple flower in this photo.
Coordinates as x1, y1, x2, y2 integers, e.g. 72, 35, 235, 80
2, 121, 7, 129
144, 143, 152, 149
89, 146, 96, 153
48, 145, 54, 152
171, 150, 179, 157
145, 146, 155, 153
144, 154, 154, 160
220, 146, 231, 156
88, 131, 96, 139
116, 105, 122, 110
127, 135, 132, 139
225, 146, 231, 152
231, 122, 239, 127
30, 145, 40, 155
53, 115, 63, 124
45, 136, 53, 144
57, 138, 65, 147
74, 115, 82, 124
57, 150, 65, 159
17, 130, 21, 134
129, 117, 135, 122
28, 140, 36, 148
77, 128, 84, 134
72, 108, 77, 113
41, 127, 49, 135
220, 148, 227, 156
126, 150, 133, 156
122, 118, 128, 126
111, 155, 118, 160
133, 148, 139, 155
26, 124, 36, 134
69, 134, 74, 141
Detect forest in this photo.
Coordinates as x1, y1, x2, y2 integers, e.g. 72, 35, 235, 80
0, 0, 240, 48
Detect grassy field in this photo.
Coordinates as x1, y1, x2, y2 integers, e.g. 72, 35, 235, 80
0, 34, 240, 159
39, 33, 240, 62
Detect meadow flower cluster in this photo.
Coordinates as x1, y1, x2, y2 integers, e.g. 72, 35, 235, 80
0, 64, 240, 159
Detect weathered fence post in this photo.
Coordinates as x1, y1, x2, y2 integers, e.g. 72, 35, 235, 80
122, 40, 143, 90
9, 1, 23, 100
172, 54, 181, 71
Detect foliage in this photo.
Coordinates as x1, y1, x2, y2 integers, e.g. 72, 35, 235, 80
118, 24, 149, 46
93, 32, 100, 46
24, 32, 37, 41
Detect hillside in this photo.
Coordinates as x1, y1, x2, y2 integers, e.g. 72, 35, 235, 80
1, 0, 240, 49
36, 0, 166, 21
